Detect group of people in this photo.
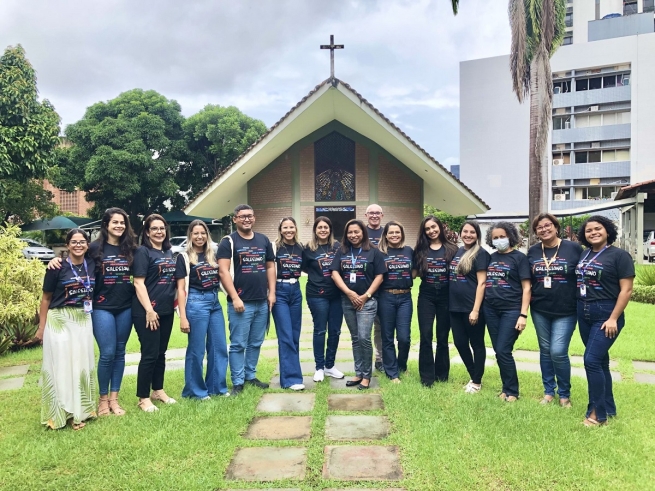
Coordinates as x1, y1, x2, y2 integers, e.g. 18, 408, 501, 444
36, 203, 634, 430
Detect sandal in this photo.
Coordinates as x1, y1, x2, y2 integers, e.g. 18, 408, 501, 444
97, 398, 110, 416
465, 383, 481, 394
559, 398, 572, 408
71, 420, 86, 430
540, 395, 554, 405
504, 395, 518, 403
138, 398, 159, 413
498, 392, 507, 400
151, 391, 177, 404
582, 417, 606, 427
109, 398, 126, 416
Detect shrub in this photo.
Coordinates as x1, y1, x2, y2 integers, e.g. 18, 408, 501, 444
632, 285, 655, 305
635, 265, 655, 287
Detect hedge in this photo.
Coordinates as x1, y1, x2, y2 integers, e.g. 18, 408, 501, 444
632, 285, 655, 305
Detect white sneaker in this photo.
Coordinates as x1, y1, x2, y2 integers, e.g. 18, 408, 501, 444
465, 383, 481, 394
289, 384, 305, 391
463, 380, 473, 389
324, 366, 345, 379
313, 369, 325, 382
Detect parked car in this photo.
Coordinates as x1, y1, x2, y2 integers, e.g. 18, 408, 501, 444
644, 231, 655, 262
169, 236, 219, 259
20, 238, 55, 263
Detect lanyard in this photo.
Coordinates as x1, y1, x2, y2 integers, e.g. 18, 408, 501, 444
68, 257, 92, 295
350, 247, 362, 268
541, 239, 561, 274
579, 245, 609, 275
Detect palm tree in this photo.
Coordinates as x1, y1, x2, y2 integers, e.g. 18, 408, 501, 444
509, 0, 566, 243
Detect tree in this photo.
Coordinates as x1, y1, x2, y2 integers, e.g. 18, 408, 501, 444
424, 204, 467, 242
509, 0, 566, 244
0, 44, 61, 222
176, 105, 267, 206
55, 89, 186, 223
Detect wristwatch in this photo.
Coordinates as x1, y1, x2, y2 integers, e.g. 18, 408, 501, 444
365, 292, 372, 299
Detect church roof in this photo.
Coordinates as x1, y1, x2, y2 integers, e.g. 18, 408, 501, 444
185, 78, 489, 217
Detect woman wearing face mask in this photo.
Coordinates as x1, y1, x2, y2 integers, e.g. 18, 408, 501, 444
483, 221, 531, 402
272, 217, 305, 391
303, 216, 344, 383
413, 215, 458, 387
449, 221, 490, 394
576, 216, 634, 426
527, 213, 582, 407
377, 221, 413, 383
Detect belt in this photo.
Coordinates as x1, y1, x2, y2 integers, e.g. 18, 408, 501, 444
276, 278, 298, 284
385, 289, 410, 295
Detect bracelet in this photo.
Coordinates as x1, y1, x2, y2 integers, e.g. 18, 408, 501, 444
518, 313, 527, 319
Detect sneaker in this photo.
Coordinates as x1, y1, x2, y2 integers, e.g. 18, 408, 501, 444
374, 361, 384, 372
288, 384, 305, 391
200, 396, 211, 401
245, 378, 269, 389
465, 383, 481, 394
313, 369, 325, 382
232, 384, 244, 395
463, 380, 473, 389
220, 392, 231, 397
324, 366, 344, 379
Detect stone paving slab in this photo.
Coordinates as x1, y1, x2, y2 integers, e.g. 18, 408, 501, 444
0, 377, 25, 391
323, 445, 402, 480
635, 372, 655, 384
328, 394, 384, 411
299, 350, 354, 362
257, 393, 316, 412
633, 360, 655, 371
226, 447, 307, 481
569, 354, 617, 368
330, 377, 379, 390
451, 356, 496, 367
270, 375, 316, 390
245, 416, 312, 440
0, 365, 29, 377
325, 415, 390, 440
296, 361, 354, 376
124, 359, 185, 376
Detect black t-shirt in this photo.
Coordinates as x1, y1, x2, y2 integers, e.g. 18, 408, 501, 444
217, 232, 274, 302
132, 246, 176, 316
485, 250, 531, 311
90, 242, 134, 312
303, 242, 340, 298
43, 258, 96, 309
416, 246, 450, 300
528, 240, 583, 315
275, 243, 303, 280
449, 246, 491, 313
330, 246, 386, 296
381, 246, 414, 290
175, 253, 220, 291
367, 227, 383, 248
576, 245, 635, 302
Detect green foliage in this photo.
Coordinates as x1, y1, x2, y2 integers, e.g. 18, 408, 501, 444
635, 265, 655, 287
632, 285, 655, 305
0, 178, 57, 224
423, 205, 467, 233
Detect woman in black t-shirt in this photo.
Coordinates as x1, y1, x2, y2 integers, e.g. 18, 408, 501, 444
330, 219, 385, 389
528, 213, 582, 407
413, 215, 457, 387
377, 221, 413, 382
175, 219, 228, 399
302, 216, 344, 383
133, 214, 177, 412
576, 215, 634, 426
36, 229, 96, 430
483, 222, 531, 402
449, 220, 490, 393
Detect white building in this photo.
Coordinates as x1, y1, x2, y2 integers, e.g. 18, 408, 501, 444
460, 0, 655, 215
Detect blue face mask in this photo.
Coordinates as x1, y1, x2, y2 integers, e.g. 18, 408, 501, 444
492, 237, 510, 252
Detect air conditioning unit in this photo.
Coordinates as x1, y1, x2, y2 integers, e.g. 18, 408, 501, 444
591, 141, 601, 148
611, 191, 618, 199
565, 121, 571, 129
553, 159, 564, 166
554, 87, 561, 94
554, 194, 566, 201
590, 105, 599, 112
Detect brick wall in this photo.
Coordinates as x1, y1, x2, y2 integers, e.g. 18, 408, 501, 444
299, 205, 315, 244
355, 143, 369, 201
380, 205, 423, 248
299, 144, 314, 202
378, 154, 421, 206
43, 180, 94, 216
252, 206, 293, 242
249, 154, 292, 206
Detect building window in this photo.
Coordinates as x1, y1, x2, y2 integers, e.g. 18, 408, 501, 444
553, 188, 570, 201
59, 191, 78, 214
553, 80, 571, 93
644, 0, 654, 13
623, 1, 638, 15
450, 164, 460, 179
314, 132, 356, 202
565, 11, 573, 28
576, 186, 618, 200
563, 35, 573, 45
575, 111, 629, 128
575, 151, 602, 164
553, 116, 571, 130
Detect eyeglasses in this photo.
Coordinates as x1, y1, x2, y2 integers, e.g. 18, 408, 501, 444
236, 215, 255, 221
149, 227, 166, 232
69, 240, 87, 246
366, 211, 382, 216
536, 223, 554, 232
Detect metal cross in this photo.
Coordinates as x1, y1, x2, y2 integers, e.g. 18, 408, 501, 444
320, 35, 344, 78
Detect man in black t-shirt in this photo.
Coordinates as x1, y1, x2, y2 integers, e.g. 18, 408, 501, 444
218, 204, 276, 395
365, 204, 384, 371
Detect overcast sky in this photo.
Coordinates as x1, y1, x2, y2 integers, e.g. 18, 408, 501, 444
0, 0, 512, 170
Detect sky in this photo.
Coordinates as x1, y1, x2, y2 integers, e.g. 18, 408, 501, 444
0, 0, 512, 171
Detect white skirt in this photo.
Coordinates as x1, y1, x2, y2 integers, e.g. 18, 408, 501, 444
40, 307, 97, 429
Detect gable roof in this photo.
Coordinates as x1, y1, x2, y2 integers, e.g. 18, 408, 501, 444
185, 77, 489, 218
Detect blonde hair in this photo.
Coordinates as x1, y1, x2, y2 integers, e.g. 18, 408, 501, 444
378, 221, 405, 255
275, 217, 301, 248
308, 216, 336, 251
185, 220, 217, 267
457, 220, 481, 275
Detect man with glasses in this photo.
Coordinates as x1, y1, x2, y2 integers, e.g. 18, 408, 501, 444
218, 204, 276, 395
365, 204, 384, 371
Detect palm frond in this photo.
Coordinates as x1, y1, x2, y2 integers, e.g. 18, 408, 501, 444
41, 369, 67, 429
451, 0, 459, 15
79, 369, 97, 417
509, 0, 529, 102
541, 0, 555, 50
46, 310, 67, 334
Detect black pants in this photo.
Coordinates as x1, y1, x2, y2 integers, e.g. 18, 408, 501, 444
450, 311, 486, 385
134, 313, 174, 398
417, 294, 451, 385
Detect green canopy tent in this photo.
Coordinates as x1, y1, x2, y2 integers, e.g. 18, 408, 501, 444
20, 216, 79, 231
160, 210, 219, 225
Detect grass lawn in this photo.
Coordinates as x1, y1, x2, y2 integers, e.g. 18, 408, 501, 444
1, 279, 654, 490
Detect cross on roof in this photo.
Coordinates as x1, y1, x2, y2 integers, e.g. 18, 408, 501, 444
320, 34, 344, 79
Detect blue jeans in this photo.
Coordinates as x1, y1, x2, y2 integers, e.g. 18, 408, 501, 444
531, 310, 576, 399
227, 300, 269, 386
484, 306, 521, 397
307, 295, 343, 370
377, 291, 412, 379
182, 289, 228, 398
342, 297, 377, 380
272, 282, 304, 387
91, 308, 132, 395
577, 299, 624, 422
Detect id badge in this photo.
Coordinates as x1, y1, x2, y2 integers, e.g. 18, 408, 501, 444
349, 272, 357, 284
544, 276, 552, 289
83, 299, 93, 313
579, 284, 586, 297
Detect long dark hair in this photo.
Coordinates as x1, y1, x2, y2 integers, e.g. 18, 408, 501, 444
91, 207, 137, 267
141, 214, 172, 250
414, 215, 457, 276
340, 219, 371, 253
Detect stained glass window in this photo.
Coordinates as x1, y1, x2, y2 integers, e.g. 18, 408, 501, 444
314, 132, 355, 201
